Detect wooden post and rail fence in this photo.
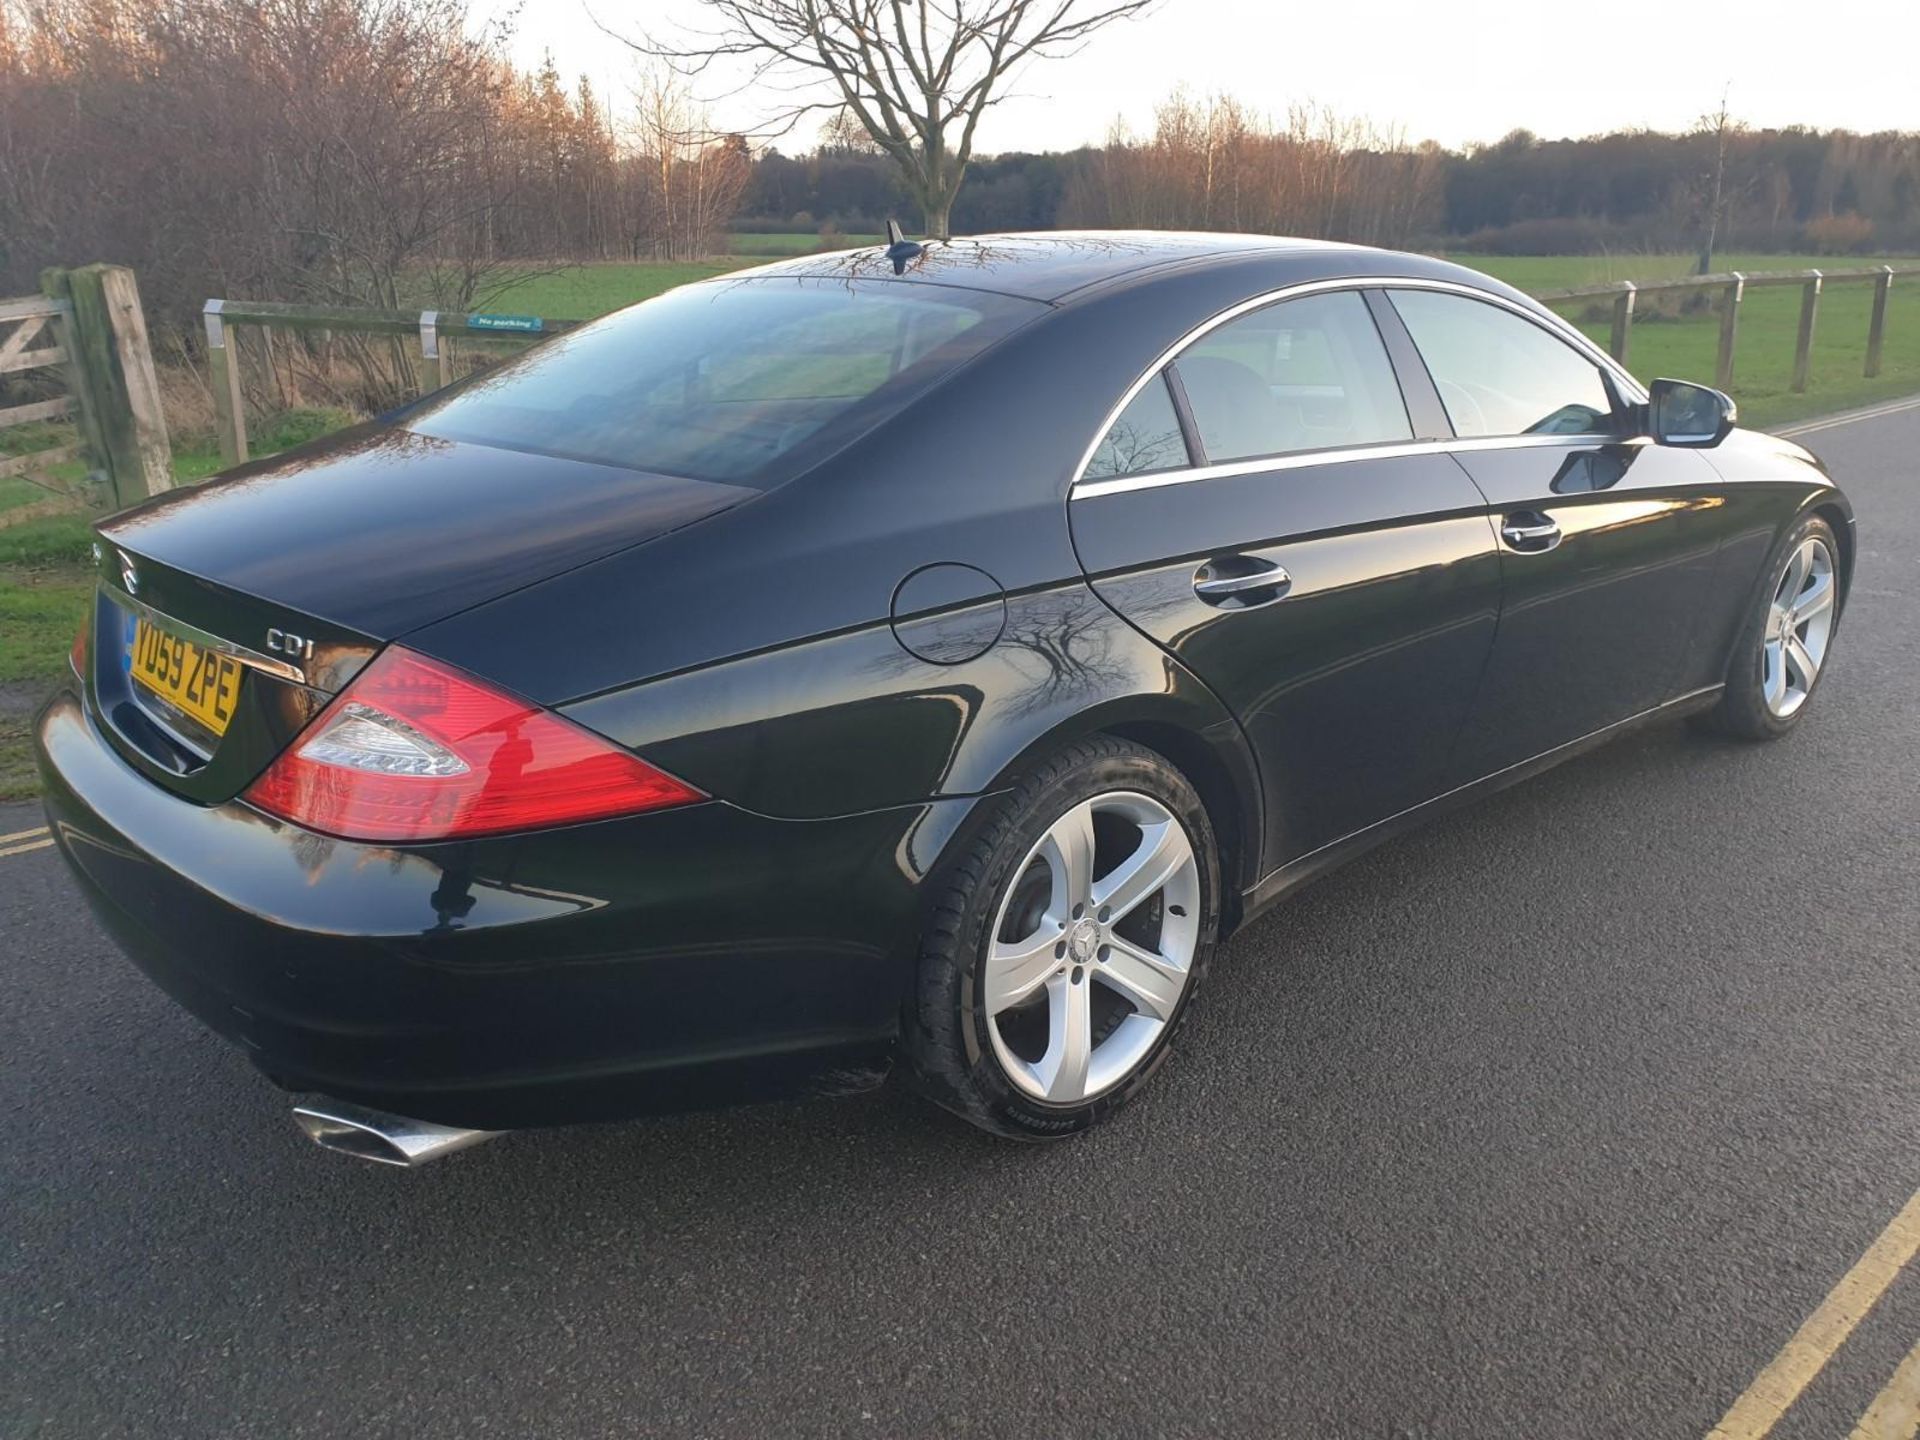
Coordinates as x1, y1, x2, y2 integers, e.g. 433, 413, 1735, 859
200, 264, 1912, 469
1535, 262, 1914, 394
0, 264, 171, 524
4, 260, 1915, 527
202, 301, 580, 465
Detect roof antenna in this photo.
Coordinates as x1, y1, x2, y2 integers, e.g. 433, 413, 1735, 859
884, 219, 924, 275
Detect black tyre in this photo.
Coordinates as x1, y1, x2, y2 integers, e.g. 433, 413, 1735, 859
1695, 512, 1843, 742
903, 736, 1221, 1140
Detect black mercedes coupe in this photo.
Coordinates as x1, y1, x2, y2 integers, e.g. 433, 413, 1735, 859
36, 233, 1854, 1163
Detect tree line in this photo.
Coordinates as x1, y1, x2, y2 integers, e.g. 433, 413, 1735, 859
0, 0, 750, 326
750, 95, 1920, 259
4, 0, 1916, 342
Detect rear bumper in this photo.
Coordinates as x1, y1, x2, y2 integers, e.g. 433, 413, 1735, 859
36, 687, 977, 1129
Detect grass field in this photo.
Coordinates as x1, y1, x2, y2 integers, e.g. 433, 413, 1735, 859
0, 423, 90, 521
1456, 253, 1920, 428
0, 516, 94, 798
483, 248, 1920, 432
486, 260, 749, 318
728, 231, 881, 257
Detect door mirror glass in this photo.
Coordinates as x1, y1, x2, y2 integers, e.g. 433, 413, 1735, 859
1648, 378, 1736, 447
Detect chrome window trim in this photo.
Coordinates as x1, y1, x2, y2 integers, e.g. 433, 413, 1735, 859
103, 587, 309, 686
1068, 275, 1648, 499
1073, 433, 1652, 500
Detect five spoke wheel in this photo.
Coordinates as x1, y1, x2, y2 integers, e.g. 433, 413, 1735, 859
983, 792, 1200, 1106
1762, 535, 1836, 719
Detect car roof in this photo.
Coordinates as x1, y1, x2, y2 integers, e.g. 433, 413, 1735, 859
717, 230, 1392, 304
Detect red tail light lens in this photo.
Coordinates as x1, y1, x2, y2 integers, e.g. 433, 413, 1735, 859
70, 613, 89, 677
243, 647, 703, 842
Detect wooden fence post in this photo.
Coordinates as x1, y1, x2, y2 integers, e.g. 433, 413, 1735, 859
419, 311, 452, 395
1715, 274, 1744, 390
1609, 283, 1636, 365
39, 268, 111, 506
1865, 266, 1893, 378
1791, 272, 1822, 393
45, 264, 173, 506
203, 300, 249, 464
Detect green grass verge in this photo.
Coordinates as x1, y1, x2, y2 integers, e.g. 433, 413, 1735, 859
0, 421, 90, 517
0, 517, 96, 800
1451, 252, 1920, 428
482, 240, 878, 317
164, 406, 356, 485
0, 410, 351, 800
486, 249, 1919, 430
1447, 253, 1878, 290
728, 231, 881, 256
484, 261, 749, 319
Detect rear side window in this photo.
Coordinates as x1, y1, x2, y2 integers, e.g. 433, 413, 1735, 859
1388, 289, 1619, 438
1084, 372, 1191, 480
1172, 289, 1412, 464
407, 279, 1043, 487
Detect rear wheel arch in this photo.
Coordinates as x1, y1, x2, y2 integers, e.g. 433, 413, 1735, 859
901, 732, 1223, 1138
1102, 719, 1258, 929
971, 696, 1260, 896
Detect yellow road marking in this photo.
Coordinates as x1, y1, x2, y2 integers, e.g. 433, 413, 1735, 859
0, 825, 49, 845
1850, 1338, 1920, 1440
1708, 1189, 1920, 1439
0, 837, 55, 859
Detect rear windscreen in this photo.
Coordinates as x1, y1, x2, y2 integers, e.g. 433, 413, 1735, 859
406, 278, 1044, 487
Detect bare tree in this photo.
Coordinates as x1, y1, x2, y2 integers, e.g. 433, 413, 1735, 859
1062, 92, 1445, 249
1692, 88, 1744, 274
617, 0, 1155, 239
625, 68, 753, 260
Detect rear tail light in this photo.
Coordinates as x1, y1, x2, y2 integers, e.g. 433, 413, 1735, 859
69, 613, 89, 677
243, 646, 702, 842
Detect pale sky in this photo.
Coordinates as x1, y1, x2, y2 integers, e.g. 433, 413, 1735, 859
506, 0, 1919, 151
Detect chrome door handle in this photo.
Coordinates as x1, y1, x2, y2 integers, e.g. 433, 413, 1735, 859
1500, 515, 1562, 551
1194, 561, 1292, 603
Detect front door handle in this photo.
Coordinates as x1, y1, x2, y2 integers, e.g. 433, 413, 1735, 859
1500, 513, 1563, 552
1194, 559, 1292, 605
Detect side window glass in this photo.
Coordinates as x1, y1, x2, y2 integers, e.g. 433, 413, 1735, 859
1084, 371, 1191, 479
1389, 290, 1619, 438
1171, 289, 1411, 464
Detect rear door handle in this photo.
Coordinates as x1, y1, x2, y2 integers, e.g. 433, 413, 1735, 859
1194, 559, 1292, 605
1500, 513, 1562, 552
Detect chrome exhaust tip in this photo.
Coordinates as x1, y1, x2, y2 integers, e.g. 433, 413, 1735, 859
292, 1099, 499, 1167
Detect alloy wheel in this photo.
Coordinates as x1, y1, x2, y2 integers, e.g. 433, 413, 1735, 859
982, 791, 1201, 1105
1762, 536, 1836, 718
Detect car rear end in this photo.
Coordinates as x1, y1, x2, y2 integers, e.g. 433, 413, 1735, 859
33, 270, 1051, 1135
40, 537, 945, 1130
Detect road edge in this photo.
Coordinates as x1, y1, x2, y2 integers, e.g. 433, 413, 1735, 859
1774, 392, 1920, 439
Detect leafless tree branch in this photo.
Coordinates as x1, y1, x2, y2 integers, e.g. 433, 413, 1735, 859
601, 0, 1155, 237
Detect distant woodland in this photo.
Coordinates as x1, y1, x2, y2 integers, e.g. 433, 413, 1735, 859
5, 0, 1916, 326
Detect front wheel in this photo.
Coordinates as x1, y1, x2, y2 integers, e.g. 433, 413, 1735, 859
1696, 512, 1843, 741
903, 736, 1220, 1140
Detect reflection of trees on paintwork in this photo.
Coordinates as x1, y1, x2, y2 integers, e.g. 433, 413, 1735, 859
995, 592, 1133, 721
862, 589, 1133, 722
1087, 418, 1184, 479
718, 233, 1165, 295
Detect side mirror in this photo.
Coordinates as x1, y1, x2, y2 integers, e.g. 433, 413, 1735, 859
1647, 378, 1737, 447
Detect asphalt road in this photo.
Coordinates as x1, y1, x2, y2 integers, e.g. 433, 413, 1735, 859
5, 402, 1918, 1440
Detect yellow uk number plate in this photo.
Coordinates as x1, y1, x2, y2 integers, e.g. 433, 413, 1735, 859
131, 617, 244, 737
